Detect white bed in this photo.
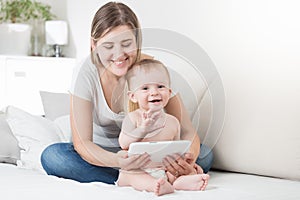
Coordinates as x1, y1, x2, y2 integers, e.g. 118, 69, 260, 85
1, 163, 299, 200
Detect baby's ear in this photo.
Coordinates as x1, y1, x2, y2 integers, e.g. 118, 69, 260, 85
127, 91, 138, 103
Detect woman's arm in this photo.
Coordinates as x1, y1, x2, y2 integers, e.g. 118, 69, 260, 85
70, 95, 151, 170
165, 93, 200, 161
163, 93, 201, 176
70, 95, 120, 167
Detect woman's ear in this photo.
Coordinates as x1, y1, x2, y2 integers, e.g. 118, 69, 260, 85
91, 38, 96, 51
127, 91, 138, 103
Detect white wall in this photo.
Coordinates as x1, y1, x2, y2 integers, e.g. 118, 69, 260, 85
63, 0, 300, 131
47, 0, 300, 109
41, 0, 300, 68
39, 0, 67, 20
62, 0, 300, 65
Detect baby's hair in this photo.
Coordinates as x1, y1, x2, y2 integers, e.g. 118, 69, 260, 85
126, 59, 171, 112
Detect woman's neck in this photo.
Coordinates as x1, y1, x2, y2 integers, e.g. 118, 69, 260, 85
97, 66, 126, 112
98, 66, 122, 84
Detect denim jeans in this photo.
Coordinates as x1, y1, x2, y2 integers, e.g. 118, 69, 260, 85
41, 143, 213, 184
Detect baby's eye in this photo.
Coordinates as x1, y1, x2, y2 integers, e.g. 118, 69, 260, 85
158, 85, 166, 89
142, 86, 149, 90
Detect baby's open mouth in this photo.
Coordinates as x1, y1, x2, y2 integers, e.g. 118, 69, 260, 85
149, 99, 161, 103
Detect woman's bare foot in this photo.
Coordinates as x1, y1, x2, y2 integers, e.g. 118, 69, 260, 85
154, 178, 174, 196
173, 173, 210, 191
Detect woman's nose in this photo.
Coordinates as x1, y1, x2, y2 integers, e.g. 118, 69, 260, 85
113, 45, 125, 59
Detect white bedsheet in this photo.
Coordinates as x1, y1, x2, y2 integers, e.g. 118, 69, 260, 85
1, 163, 299, 200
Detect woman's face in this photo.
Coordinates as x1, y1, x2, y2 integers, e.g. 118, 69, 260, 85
93, 25, 137, 77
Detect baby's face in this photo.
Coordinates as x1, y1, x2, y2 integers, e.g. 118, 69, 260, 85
129, 68, 171, 111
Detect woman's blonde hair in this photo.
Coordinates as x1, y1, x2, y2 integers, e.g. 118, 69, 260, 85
126, 59, 171, 112
90, 2, 142, 66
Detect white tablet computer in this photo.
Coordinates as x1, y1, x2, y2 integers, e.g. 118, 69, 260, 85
128, 140, 191, 164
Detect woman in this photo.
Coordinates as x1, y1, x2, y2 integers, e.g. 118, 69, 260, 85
41, 2, 213, 184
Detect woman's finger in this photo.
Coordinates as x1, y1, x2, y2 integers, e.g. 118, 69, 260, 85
136, 153, 151, 168
128, 153, 151, 169
163, 155, 184, 176
177, 159, 197, 175
193, 163, 204, 174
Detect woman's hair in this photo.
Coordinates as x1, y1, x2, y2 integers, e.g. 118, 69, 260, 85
126, 59, 171, 112
90, 2, 142, 65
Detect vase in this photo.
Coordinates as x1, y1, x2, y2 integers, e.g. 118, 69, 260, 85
0, 23, 32, 55
30, 19, 45, 56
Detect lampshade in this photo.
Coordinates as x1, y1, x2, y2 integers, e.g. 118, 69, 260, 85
45, 20, 68, 45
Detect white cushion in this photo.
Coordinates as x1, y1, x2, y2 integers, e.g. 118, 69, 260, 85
40, 91, 70, 120
207, 66, 300, 181
0, 112, 20, 164
5, 106, 63, 172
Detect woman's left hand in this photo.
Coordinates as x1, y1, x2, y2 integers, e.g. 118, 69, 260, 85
162, 153, 203, 177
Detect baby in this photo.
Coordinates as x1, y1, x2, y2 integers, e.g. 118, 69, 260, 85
117, 59, 209, 196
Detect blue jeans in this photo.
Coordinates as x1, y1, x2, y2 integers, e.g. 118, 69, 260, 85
41, 143, 213, 184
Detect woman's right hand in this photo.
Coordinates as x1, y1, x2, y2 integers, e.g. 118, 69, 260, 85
117, 150, 151, 170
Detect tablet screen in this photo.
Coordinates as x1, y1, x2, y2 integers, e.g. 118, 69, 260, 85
128, 140, 191, 164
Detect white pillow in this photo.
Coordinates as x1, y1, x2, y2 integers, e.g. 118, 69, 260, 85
0, 112, 21, 165
40, 91, 70, 120
5, 106, 64, 172
209, 68, 300, 181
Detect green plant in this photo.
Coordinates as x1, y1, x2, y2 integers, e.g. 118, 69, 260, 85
0, 0, 56, 23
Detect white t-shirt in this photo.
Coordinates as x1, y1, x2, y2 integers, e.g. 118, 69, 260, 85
70, 57, 181, 148
70, 57, 125, 147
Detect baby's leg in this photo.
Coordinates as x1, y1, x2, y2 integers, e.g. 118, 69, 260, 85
117, 171, 174, 196
173, 173, 210, 191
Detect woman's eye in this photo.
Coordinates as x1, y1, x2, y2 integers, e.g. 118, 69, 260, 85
122, 41, 132, 48
103, 45, 113, 49
102, 44, 113, 49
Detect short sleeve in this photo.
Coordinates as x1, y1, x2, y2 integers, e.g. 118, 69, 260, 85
69, 57, 97, 101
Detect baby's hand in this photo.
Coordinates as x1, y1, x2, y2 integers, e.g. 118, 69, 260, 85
139, 108, 165, 133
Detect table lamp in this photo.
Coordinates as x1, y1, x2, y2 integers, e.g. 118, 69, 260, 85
45, 20, 68, 57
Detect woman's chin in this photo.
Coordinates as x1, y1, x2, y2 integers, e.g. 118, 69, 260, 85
114, 68, 129, 77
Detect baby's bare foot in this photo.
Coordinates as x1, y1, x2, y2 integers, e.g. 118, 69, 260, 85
173, 173, 210, 191
154, 178, 174, 196
200, 174, 210, 191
